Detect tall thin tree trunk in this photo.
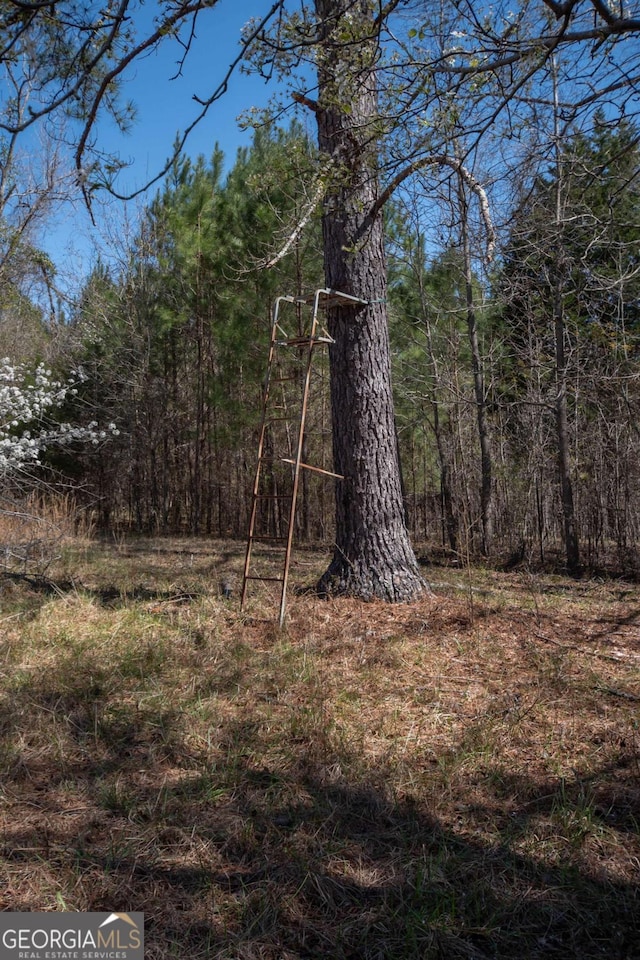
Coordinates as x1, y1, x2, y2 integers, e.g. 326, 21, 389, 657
458, 175, 493, 556
433, 399, 458, 554
552, 55, 580, 573
422, 307, 457, 553
315, 0, 425, 600
554, 290, 580, 572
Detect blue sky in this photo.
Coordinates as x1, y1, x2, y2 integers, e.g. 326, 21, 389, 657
45, 2, 285, 292
99, 3, 277, 195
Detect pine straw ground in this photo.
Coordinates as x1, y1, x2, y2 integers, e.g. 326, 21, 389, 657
0, 538, 638, 959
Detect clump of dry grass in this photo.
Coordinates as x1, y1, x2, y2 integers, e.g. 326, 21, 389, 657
0, 492, 94, 576
0, 539, 638, 958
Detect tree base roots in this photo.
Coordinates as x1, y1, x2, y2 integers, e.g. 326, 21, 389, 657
317, 560, 427, 603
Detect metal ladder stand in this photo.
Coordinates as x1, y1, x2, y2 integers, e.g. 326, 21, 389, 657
241, 288, 367, 626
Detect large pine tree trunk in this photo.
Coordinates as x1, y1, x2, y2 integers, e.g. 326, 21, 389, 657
314, 0, 425, 601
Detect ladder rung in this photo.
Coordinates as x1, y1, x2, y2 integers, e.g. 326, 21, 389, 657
254, 493, 293, 500
245, 575, 285, 583
250, 535, 288, 542
256, 459, 295, 469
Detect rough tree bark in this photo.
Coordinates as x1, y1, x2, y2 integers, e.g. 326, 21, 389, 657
314, 0, 425, 600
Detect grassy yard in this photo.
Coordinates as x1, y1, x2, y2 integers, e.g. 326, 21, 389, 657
0, 538, 638, 958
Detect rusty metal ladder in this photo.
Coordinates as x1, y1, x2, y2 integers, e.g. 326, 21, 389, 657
241, 288, 366, 626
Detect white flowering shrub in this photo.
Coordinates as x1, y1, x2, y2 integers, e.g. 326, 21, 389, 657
0, 357, 118, 477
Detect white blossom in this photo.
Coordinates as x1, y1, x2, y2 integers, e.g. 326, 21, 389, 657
0, 359, 117, 477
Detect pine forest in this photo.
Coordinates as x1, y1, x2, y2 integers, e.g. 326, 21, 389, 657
3, 114, 640, 576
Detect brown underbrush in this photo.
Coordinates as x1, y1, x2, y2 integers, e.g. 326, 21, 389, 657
0, 538, 638, 958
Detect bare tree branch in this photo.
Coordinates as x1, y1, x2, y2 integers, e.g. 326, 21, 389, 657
374, 155, 496, 261
105, 0, 286, 202
256, 175, 326, 269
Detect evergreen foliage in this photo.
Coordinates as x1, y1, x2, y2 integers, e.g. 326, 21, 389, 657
71, 125, 324, 535
3, 106, 640, 572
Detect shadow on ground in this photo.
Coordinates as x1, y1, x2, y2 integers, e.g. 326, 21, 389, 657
0, 570, 201, 607
0, 656, 638, 960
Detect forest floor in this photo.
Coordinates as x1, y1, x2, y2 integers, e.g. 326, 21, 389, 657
0, 537, 638, 959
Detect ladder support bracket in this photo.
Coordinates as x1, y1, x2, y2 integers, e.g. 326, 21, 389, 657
280, 458, 343, 480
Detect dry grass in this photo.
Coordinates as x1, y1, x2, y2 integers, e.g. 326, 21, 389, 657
0, 492, 94, 574
0, 537, 638, 958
